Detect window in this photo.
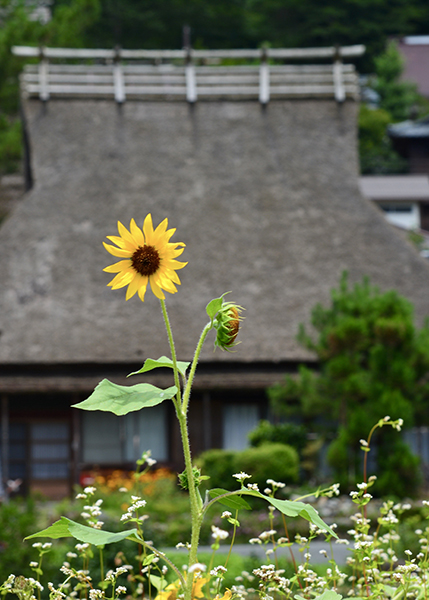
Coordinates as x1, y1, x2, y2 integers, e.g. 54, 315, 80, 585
223, 404, 259, 450
82, 405, 168, 464
124, 405, 168, 462
378, 202, 420, 229
30, 422, 70, 480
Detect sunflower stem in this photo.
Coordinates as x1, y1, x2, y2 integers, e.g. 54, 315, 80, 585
181, 323, 212, 415
159, 299, 206, 600
159, 299, 182, 408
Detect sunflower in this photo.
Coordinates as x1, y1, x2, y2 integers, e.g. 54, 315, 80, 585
103, 214, 187, 301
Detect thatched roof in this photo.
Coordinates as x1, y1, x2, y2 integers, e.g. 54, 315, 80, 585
1, 98, 429, 366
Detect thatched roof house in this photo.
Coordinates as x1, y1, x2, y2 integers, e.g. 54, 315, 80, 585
1, 47, 429, 497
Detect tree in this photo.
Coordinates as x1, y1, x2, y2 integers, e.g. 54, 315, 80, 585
0, 0, 100, 174
268, 272, 429, 496
359, 40, 429, 174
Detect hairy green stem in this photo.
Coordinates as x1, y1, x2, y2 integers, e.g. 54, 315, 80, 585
160, 299, 182, 408
159, 303, 213, 600
181, 323, 212, 414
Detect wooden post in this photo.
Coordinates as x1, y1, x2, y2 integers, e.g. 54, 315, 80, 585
259, 47, 270, 105
113, 46, 125, 104
333, 45, 345, 103
185, 45, 197, 103
39, 47, 50, 102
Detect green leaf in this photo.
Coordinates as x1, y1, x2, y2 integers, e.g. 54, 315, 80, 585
72, 380, 177, 416
206, 292, 230, 320
208, 489, 251, 510
143, 554, 157, 566
239, 490, 337, 538
148, 575, 166, 591
25, 517, 139, 545
295, 592, 342, 600
128, 356, 190, 379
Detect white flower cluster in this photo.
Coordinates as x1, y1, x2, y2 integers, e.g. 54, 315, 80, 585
211, 525, 229, 540
233, 472, 251, 482
120, 496, 147, 522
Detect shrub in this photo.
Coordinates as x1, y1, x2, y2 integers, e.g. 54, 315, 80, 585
248, 419, 307, 453
233, 442, 299, 490
195, 448, 236, 490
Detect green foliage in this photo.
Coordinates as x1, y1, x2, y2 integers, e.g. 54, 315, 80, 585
0, 497, 38, 583
373, 41, 427, 122
72, 0, 429, 70
198, 443, 299, 492
359, 41, 429, 174
269, 272, 429, 496
195, 448, 236, 490
248, 419, 307, 453
358, 105, 408, 174
376, 438, 421, 497
0, 115, 22, 174
235, 443, 300, 490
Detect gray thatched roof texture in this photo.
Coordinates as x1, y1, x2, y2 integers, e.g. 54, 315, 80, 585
0, 99, 428, 365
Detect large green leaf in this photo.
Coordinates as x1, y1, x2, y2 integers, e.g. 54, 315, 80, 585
128, 356, 190, 380
72, 379, 177, 416
238, 490, 337, 538
208, 488, 251, 510
25, 517, 139, 545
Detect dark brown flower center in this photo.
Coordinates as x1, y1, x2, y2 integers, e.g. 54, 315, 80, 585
131, 245, 160, 277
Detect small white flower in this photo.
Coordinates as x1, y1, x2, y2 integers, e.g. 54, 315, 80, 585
233, 472, 251, 482
211, 525, 229, 540
116, 586, 127, 595
221, 511, 232, 518
188, 563, 206, 574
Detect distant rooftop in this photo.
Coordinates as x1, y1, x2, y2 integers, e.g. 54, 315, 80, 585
388, 116, 429, 138
359, 175, 429, 200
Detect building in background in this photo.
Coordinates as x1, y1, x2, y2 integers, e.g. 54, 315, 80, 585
2, 45, 429, 498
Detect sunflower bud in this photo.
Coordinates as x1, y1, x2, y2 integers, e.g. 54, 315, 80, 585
214, 302, 244, 351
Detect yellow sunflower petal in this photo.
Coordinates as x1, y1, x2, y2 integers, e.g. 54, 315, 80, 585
149, 279, 166, 299
152, 227, 175, 249
129, 218, 144, 246
125, 274, 147, 301
153, 218, 169, 238
142, 214, 154, 242
153, 273, 177, 294
106, 235, 136, 252
103, 260, 132, 273
166, 259, 188, 270
162, 268, 181, 285
117, 221, 136, 246
103, 242, 134, 258
162, 246, 185, 260
109, 270, 135, 289
137, 282, 148, 301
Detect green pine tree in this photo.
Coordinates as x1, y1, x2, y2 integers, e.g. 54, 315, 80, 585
269, 272, 429, 497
